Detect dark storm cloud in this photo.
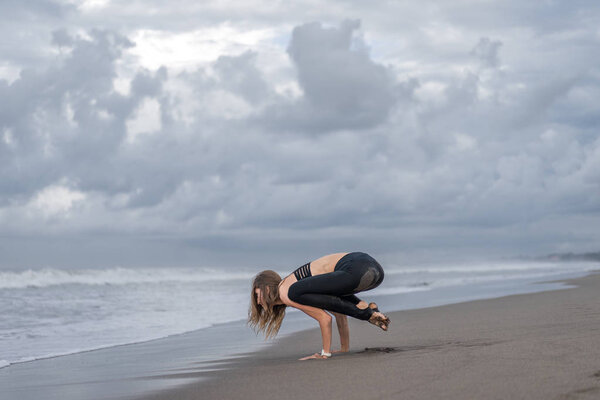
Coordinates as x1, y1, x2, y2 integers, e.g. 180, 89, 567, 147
259, 20, 402, 133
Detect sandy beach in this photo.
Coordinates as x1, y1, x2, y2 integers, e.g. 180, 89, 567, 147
137, 271, 600, 400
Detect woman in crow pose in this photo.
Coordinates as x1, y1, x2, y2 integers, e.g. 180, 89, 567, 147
248, 251, 390, 360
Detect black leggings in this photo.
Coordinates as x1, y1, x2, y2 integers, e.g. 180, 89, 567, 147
287, 252, 384, 320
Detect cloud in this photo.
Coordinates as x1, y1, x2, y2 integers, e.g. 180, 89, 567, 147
28, 181, 86, 219
0, 29, 170, 204
259, 20, 404, 133
470, 37, 502, 69
1, 2, 600, 268
212, 51, 270, 104
0, 0, 70, 20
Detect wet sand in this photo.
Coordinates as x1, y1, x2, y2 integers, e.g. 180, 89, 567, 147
138, 271, 600, 400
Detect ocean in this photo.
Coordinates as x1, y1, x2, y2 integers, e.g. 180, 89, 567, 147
0, 260, 597, 370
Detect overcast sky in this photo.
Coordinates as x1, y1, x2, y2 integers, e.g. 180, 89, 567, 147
1, 1, 599, 269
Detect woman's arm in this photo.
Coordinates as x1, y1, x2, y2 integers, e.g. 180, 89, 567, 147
331, 312, 349, 352
279, 281, 332, 360
292, 302, 332, 357
281, 300, 332, 359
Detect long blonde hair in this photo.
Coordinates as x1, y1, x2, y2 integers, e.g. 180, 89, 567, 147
248, 270, 287, 338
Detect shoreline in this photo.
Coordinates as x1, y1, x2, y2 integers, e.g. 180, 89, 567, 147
137, 270, 600, 400
4, 265, 587, 370
0, 270, 588, 370
2, 269, 599, 400
3, 260, 594, 372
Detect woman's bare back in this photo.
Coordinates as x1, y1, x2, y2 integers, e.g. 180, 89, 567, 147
310, 252, 349, 275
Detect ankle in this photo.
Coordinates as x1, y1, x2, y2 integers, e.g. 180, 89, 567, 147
356, 301, 368, 310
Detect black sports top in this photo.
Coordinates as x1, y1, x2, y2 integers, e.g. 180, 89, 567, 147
293, 262, 312, 281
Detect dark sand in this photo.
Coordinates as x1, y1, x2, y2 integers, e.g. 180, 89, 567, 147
138, 272, 600, 400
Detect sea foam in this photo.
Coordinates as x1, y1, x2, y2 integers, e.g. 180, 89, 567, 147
0, 267, 255, 289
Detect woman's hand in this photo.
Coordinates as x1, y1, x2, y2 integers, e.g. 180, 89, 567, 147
298, 353, 329, 360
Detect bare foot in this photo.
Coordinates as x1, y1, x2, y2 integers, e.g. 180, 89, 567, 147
368, 311, 390, 331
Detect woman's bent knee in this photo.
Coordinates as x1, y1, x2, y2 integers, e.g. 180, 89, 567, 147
288, 283, 301, 303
